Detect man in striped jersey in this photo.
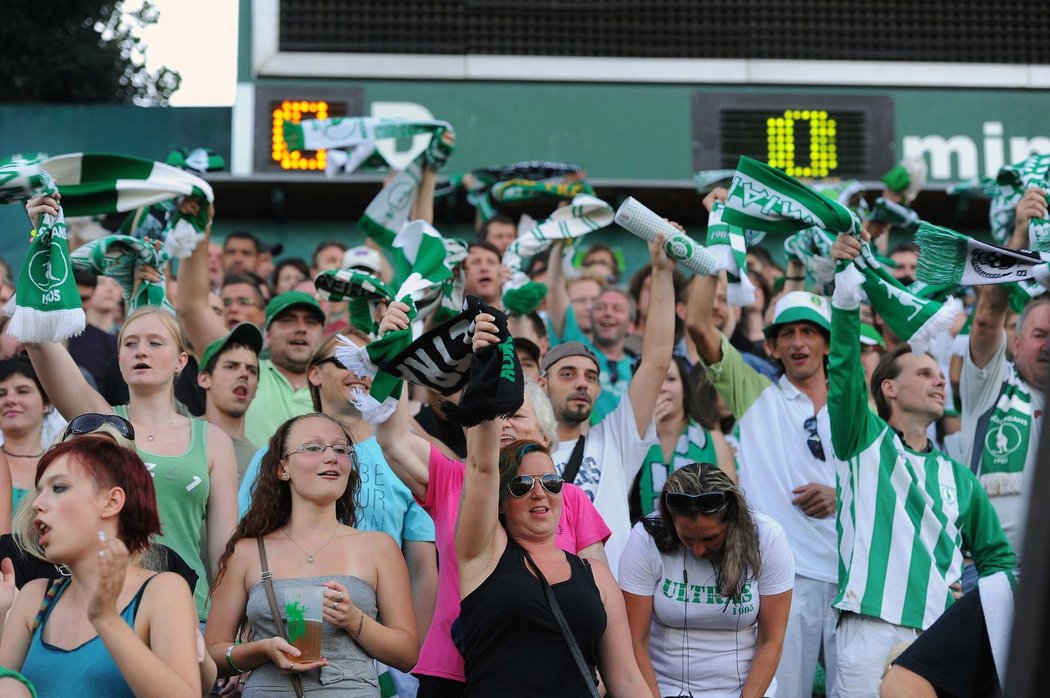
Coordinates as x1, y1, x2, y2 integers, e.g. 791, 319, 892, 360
829, 234, 1016, 697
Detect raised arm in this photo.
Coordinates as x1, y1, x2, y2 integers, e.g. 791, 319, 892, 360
545, 240, 570, 340
828, 234, 876, 460
685, 273, 725, 365
373, 301, 435, 502
628, 235, 676, 436
969, 286, 1009, 370
25, 341, 113, 419
1008, 186, 1048, 250
174, 210, 226, 357
454, 313, 507, 594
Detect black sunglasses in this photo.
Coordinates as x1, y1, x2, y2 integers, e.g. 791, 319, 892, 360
506, 473, 564, 498
314, 355, 349, 370
62, 413, 136, 442
665, 491, 728, 512
804, 416, 826, 461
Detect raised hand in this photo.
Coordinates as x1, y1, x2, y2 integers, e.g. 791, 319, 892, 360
378, 301, 411, 336
25, 193, 61, 228
86, 531, 130, 624
471, 313, 499, 352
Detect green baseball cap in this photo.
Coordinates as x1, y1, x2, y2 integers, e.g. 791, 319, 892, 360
198, 322, 264, 373
763, 291, 832, 338
264, 291, 325, 330
860, 322, 887, 348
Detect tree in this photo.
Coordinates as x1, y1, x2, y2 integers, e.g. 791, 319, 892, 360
0, 0, 181, 105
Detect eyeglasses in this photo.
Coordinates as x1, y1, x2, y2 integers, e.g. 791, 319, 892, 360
222, 296, 258, 308
62, 413, 136, 442
506, 473, 564, 498
665, 491, 727, 512
314, 355, 349, 370
284, 442, 353, 459
804, 416, 826, 461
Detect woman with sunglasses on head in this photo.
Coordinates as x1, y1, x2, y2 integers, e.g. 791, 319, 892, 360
619, 463, 794, 698
206, 412, 418, 696
455, 314, 652, 697
23, 195, 239, 623
0, 436, 202, 698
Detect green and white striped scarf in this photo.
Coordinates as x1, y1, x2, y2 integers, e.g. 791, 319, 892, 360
705, 201, 756, 304
783, 227, 837, 287
501, 194, 613, 314
614, 197, 717, 275
915, 222, 1050, 289
951, 154, 1050, 244
457, 161, 585, 222
71, 236, 175, 313
283, 117, 452, 177
975, 367, 1032, 496
313, 268, 395, 336
869, 197, 921, 235
336, 220, 454, 422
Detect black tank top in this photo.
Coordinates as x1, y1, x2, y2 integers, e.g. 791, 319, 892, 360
460, 537, 607, 697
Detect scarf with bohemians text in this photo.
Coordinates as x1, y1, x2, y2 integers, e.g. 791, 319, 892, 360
336, 295, 490, 424
723, 157, 959, 353
334, 221, 455, 422
723, 156, 863, 236
442, 327, 524, 428
454, 161, 586, 222
705, 201, 755, 305
974, 364, 1032, 496
501, 194, 614, 315
614, 197, 717, 275
950, 154, 1050, 244
914, 222, 1050, 289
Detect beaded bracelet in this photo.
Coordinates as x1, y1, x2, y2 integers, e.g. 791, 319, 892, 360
226, 643, 245, 674
348, 610, 365, 640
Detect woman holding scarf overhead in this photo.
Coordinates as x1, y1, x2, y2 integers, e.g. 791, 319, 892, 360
619, 463, 794, 698
21, 195, 238, 621
454, 311, 652, 697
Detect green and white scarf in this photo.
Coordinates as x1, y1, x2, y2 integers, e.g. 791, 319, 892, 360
692, 168, 737, 193
358, 125, 455, 249
723, 156, 863, 236
501, 194, 614, 313
71, 236, 175, 313
951, 154, 1050, 244
869, 197, 921, 235
705, 201, 755, 304
313, 268, 395, 336
490, 178, 592, 205
336, 220, 454, 422
915, 222, 1050, 289
974, 367, 1032, 496
283, 117, 452, 177
0, 157, 84, 341
614, 197, 717, 275
458, 161, 585, 222
783, 227, 837, 287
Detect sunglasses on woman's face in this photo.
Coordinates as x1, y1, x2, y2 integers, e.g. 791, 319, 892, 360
62, 413, 136, 442
665, 491, 727, 512
506, 473, 564, 498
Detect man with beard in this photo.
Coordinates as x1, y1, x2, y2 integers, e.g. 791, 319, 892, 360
243, 291, 326, 445
541, 237, 675, 574
196, 322, 262, 481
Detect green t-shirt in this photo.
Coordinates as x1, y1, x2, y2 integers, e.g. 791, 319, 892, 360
114, 406, 212, 619
636, 420, 719, 517
244, 359, 315, 447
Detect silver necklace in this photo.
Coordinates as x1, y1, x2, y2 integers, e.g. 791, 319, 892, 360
281, 526, 338, 564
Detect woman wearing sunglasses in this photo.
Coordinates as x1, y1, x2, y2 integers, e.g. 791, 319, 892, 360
619, 463, 794, 698
206, 412, 418, 695
0, 436, 202, 698
455, 314, 651, 697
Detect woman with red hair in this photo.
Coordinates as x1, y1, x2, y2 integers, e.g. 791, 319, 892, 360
0, 437, 201, 698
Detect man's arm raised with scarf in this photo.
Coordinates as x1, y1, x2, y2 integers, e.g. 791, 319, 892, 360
175, 202, 226, 354
373, 300, 433, 502
628, 233, 676, 436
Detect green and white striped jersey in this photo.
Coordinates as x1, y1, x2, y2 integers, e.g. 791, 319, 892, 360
828, 301, 1015, 630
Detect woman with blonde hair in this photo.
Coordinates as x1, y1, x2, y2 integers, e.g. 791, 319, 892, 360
619, 463, 794, 698
206, 412, 418, 696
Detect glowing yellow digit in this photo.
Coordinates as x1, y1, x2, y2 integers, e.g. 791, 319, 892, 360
766, 109, 838, 177
271, 100, 332, 171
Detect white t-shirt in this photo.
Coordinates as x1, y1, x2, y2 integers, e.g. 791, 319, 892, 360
619, 513, 795, 698
960, 332, 1043, 559
552, 395, 656, 575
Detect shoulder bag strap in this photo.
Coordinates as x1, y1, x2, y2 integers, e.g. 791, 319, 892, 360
561, 435, 587, 485
257, 538, 305, 698
522, 549, 600, 698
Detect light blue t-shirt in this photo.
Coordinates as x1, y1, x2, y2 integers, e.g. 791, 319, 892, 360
237, 436, 434, 546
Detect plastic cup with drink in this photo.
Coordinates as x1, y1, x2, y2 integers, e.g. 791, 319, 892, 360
283, 585, 324, 662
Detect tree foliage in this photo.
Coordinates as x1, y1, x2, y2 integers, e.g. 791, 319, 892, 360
0, 0, 181, 105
